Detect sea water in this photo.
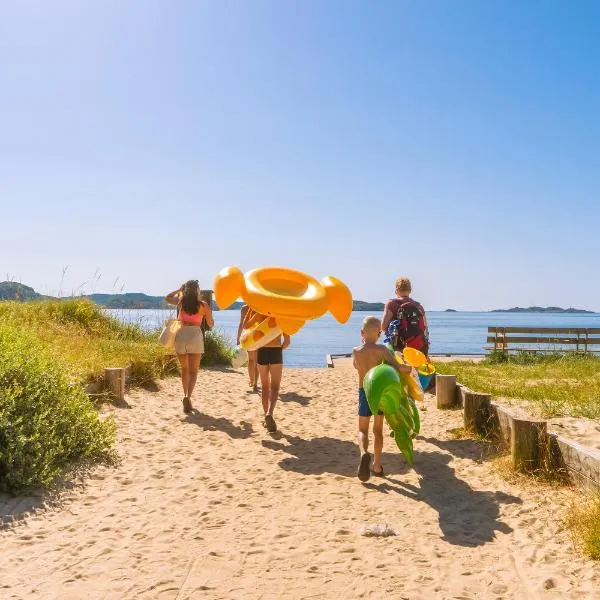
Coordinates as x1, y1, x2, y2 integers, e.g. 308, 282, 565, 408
109, 309, 600, 368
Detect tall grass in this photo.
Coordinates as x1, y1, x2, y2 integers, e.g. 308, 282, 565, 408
0, 299, 232, 386
565, 493, 600, 559
434, 353, 600, 419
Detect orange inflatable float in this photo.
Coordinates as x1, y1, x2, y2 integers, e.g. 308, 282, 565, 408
214, 266, 353, 350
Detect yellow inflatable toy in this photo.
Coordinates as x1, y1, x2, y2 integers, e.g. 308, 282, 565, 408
402, 347, 428, 368
384, 346, 433, 402
392, 346, 436, 399
239, 316, 282, 351
214, 266, 353, 350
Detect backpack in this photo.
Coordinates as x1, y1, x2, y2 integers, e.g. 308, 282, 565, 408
390, 299, 428, 354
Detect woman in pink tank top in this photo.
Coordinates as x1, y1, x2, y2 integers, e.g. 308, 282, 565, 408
165, 280, 214, 413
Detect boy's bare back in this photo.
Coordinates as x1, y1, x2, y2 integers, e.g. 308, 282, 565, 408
352, 343, 399, 386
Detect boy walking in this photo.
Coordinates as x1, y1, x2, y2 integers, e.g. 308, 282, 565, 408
352, 316, 410, 482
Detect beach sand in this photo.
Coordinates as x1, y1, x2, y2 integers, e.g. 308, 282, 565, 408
1, 365, 599, 599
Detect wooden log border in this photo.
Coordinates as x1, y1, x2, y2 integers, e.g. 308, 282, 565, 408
436, 374, 457, 409
453, 380, 600, 490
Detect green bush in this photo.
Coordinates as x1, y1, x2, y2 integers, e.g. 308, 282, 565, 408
0, 325, 115, 492
202, 328, 235, 366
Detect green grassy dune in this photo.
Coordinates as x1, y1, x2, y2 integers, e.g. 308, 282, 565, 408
434, 353, 600, 420
0, 299, 232, 491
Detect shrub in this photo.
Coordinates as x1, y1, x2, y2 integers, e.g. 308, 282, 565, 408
0, 325, 115, 492
202, 328, 235, 366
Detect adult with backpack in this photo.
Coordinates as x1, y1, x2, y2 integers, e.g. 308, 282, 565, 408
381, 276, 429, 357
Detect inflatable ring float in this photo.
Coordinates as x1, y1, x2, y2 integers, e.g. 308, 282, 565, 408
214, 266, 353, 348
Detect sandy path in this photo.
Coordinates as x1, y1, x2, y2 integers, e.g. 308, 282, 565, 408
1, 366, 598, 599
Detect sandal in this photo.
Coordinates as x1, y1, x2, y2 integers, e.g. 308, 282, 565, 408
357, 453, 371, 482
182, 397, 192, 414
372, 467, 385, 477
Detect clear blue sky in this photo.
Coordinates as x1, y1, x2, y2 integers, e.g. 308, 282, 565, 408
2, 1, 599, 310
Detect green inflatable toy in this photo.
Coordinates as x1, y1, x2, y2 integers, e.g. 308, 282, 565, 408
363, 363, 421, 464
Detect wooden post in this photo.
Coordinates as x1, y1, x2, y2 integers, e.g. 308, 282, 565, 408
105, 368, 126, 401
463, 391, 492, 435
200, 289, 213, 305
492, 402, 515, 448
436, 374, 457, 409
511, 417, 547, 473
456, 384, 467, 409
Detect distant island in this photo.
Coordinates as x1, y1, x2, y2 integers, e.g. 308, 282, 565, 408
353, 301, 384, 311
6, 284, 596, 315
213, 300, 384, 311
0, 282, 385, 312
491, 306, 596, 314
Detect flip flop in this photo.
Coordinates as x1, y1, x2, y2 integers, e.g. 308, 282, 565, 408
357, 453, 371, 482
372, 467, 385, 477
182, 397, 192, 414
265, 414, 277, 433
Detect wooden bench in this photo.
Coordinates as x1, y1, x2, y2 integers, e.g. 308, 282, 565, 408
487, 327, 600, 355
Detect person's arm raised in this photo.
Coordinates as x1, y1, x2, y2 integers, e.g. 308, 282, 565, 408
281, 334, 291, 350
165, 287, 182, 306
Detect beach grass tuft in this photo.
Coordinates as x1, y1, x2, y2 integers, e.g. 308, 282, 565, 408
565, 492, 600, 559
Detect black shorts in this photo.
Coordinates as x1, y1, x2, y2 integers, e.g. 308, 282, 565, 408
257, 347, 283, 366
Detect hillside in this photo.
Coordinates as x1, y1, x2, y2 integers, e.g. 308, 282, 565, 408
87, 293, 170, 309
0, 282, 43, 301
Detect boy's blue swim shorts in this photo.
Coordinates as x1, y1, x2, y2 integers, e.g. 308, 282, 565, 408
358, 388, 383, 417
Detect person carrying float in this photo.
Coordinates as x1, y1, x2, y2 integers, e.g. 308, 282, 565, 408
214, 265, 352, 434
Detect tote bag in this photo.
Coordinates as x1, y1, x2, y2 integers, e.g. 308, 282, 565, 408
159, 318, 182, 347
